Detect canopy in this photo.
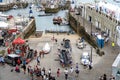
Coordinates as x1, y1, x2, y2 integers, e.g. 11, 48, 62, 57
12, 37, 25, 44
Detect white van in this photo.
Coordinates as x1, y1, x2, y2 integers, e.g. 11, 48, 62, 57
80, 52, 90, 66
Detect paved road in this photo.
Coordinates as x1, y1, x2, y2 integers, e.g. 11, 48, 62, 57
0, 33, 119, 80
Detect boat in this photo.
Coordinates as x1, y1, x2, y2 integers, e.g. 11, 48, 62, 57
45, 2, 59, 13
36, 6, 45, 12
53, 17, 69, 25
38, 13, 52, 17
59, 18, 69, 26
53, 16, 62, 25
13, 5, 18, 9
43, 43, 51, 54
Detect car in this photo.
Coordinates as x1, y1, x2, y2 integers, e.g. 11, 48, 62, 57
64, 39, 70, 48
4, 54, 21, 66
80, 52, 90, 66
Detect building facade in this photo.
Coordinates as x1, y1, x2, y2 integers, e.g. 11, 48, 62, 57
82, 2, 120, 46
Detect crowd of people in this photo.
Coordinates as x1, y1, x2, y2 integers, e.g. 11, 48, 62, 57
11, 61, 82, 80
99, 74, 115, 80
26, 63, 81, 80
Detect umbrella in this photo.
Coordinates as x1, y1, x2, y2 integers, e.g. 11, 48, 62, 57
12, 37, 25, 44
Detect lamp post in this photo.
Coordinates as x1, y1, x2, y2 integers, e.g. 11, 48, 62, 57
91, 22, 92, 36
90, 46, 93, 63
83, 4, 85, 28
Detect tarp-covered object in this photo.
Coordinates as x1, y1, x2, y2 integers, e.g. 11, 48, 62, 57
12, 37, 25, 44
43, 43, 50, 54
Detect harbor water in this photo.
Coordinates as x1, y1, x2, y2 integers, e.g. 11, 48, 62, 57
1, 0, 120, 6
1, 0, 120, 32
4, 6, 72, 32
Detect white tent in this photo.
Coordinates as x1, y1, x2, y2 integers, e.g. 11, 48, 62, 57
43, 43, 51, 54
0, 21, 8, 29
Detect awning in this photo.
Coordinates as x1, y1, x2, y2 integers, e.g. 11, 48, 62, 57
12, 37, 25, 44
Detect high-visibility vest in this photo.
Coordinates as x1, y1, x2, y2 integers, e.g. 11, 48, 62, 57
112, 42, 115, 47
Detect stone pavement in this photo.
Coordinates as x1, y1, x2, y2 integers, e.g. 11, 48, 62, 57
27, 33, 110, 80
0, 32, 119, 80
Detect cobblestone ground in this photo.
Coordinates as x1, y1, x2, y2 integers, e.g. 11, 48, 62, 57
0, 33, 119, 80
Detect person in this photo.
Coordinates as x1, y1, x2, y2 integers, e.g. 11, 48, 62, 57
42, 67, 46, 75
41, 50, 44, 58
15, 65, 20, 73
30, 68, 34, 80
105, 37, 109, 43
99, 76, 103, 80
52, 35, 55, 41
64, 68, 68, 80
1, 57, 5, 65
22, 59, 26, 66
103, 74, 107, 80
0, 57, 2, 63
39, 51, 42, 58
48, 68, 51, 78
36, 56, 40, 65
55, 39, 57, 44
75, 68, 79, 77
42, 51, 45, 58
57, 68, 60, 77
22, 64, 26, 74
43, 74, 46, 80
111, 77, 115, 80
112, 41, 115, 49
75, 63, 79, 69
27, 65, 31, 75
17, 58, 21, 66
88, 62, 92, 70
57, 45, 60, 52
34, 50, 37, 57
70, 67, 74, 76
